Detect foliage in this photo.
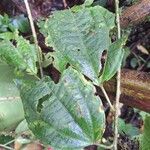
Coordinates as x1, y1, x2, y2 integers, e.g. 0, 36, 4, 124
0, 64, 24, 132
140, 115, 150, 150
84, 0, 94, 6
100, 37, 126, 82
38, 6, 126, 85
11, 15, 30, 33
19, 67, 105, 149
0, 32, 37, 74
15, 119, 30, 135
118, 118, 140, 137
93, 0, 107, 6
0, 14, 29, 33
0, 2, 131, 150
0, 135, 14, 144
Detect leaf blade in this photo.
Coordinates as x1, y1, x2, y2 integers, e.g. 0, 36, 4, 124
20, 67, 105, 149
38, 6, 115, 85
100, 37, 127, 83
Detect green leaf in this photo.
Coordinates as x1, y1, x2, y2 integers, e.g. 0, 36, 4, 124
0, 33, 37, 74
0, 14, 10, 32
10, 15, 30, 33
0, 135, 14, 144
0, 14, 29, 33
0, 99, 24, 132
0, 32, 16, 40
0, 64, 19, 97
38, 6, 115, 85
0, 64, 24, 132
20, 67, 105, 149
140, 115, 150, 150
100, 37, 127, 83
84, 0, 94, 6
118, 118, 140, 137
15, 119, 30, 135
93, 0, 107, 7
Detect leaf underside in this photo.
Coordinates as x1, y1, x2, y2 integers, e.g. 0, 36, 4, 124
20, 67, 105, 150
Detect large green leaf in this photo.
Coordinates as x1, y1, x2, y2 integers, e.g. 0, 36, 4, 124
140, 115, 150, 150
0, 32, 37, 74
0, 99, 24, 132
0, 64, 24, 132
20, 67, 105, 149
38, 6, 115, 85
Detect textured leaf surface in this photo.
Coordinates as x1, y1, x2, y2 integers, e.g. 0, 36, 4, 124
140, 115, 150, 150
20, 67, 105, 149
38, 6, 115, 85
100, 37, 127, 83
0, 33, 37, 74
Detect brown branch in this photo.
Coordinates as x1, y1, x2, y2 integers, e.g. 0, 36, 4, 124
98, 69, 150, 112
120, 0, 150, 28
10, 0, 150, 28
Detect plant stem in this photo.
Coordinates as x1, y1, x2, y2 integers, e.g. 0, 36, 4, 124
115, 0, 121, 39
4, 139, 15, 146
114, 0, 121, 149
0, 144, 14, 150
100, 85, 114, 111
63, 0, 67, 8
24, 0, 43, 78
96, 143, 113, 149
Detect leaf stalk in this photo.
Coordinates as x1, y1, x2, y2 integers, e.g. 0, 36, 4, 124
24, 0, 43, 78
100, 85, 114, 111
114, 0, 121, 149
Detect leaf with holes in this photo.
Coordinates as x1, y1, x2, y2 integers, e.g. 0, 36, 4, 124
19, 67, 105, 150
0, 32, 37, 74
38, 6, 115, 85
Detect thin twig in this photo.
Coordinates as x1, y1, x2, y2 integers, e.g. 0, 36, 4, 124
4, 139, 16, 146
114, 0, 121, 149
24, 0, 43, 78
0, 144, 14, 150
63, 0, 67, 8
96, 143, 113, 149
100, 85, 114, 111
115, 0, 121, 39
